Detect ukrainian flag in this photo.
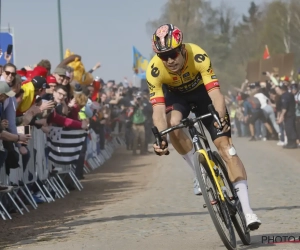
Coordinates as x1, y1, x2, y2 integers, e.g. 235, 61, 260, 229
133, 46, 148, 79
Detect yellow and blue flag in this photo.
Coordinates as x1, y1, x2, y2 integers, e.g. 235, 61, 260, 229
133, 46, 148, 79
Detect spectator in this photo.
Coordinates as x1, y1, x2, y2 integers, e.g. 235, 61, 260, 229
254, 86, 279, 139
52, 67, 67, 85
16, 76, 51, 116
247, 84, 274, 141
291, 83, 300, 147
276, 84, 298, 149
130, 92, 147, 155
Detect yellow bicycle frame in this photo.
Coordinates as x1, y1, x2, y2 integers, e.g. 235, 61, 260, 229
197, 149, 225, 201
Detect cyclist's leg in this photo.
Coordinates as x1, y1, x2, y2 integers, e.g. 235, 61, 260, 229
165, 90, 201, 194
164, 88, 192, 155
198, 100, 261, 229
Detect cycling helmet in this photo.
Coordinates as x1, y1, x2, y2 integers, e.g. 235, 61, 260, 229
152, 24, 183, 53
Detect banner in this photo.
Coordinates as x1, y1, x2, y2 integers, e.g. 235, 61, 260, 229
132, 46, 148, 79
246, 53, 294, 82
0, 32, 14, 65
47, 127, 87, 165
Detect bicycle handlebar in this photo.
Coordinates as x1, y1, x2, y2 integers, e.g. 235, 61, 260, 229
151, 126, 170, 156
152, 104, 222, 155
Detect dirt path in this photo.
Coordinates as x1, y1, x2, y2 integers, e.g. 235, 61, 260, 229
2, 138, 300, 250
1, 148, 158, 249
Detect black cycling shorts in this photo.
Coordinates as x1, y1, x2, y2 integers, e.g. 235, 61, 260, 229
163, 84, 231, 142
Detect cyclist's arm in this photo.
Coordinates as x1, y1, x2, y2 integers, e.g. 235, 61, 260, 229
208, 89, 227, 119
146, 57, 168, 135
148, 82, 167, 135
195, 52, 227, 118
152, 105, 167, 135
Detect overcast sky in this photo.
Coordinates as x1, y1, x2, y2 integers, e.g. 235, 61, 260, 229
0, 0, 268, 83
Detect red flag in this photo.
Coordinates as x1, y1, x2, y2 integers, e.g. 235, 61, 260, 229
263, 45, 270, 60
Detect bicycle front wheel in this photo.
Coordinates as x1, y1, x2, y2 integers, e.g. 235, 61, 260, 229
213, 151, 251, 245
194, 151, 236, 250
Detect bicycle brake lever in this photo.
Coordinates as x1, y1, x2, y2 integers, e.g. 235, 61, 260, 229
208, 104, 222, 129
151, 126, 169, 155
152, 126, 161, 147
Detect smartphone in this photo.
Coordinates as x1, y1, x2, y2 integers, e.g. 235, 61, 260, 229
24, 125, 31, 135
17, 126, 25, 134
6, 44, 13, 55
35, 96, 42, 103
17, 126, 31, 134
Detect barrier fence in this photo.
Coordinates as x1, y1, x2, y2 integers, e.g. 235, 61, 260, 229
0, 124, 125, 220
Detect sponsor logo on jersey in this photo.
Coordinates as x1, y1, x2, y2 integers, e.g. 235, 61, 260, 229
151, 63, 160, 77
168, 72, 202, 93
194, 53, 208, 63
147, 81, 155, 91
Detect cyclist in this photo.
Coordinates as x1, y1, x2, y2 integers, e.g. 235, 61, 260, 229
146, 23, 261, 230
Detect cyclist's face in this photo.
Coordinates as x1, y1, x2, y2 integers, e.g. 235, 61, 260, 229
158, 46, 185, 73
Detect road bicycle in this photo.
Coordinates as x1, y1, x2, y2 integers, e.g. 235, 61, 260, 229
152, 103, 251, 250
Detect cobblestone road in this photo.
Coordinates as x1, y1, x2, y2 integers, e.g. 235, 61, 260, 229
6, 138, 300, 250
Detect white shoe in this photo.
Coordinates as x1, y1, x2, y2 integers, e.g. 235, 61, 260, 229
245, 213, 261, 231
277, 141, 286, 146
193, 178, 202, 195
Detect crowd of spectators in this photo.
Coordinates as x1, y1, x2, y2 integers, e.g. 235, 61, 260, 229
0, 51, 153, 209
226, 72, 300, 149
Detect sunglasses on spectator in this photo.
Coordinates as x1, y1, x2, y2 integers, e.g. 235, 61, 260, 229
5, 71, 16, 77
157, 47, 181, 61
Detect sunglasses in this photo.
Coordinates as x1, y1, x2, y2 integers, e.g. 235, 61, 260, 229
157, 48, 181, 61
5, 71, 16, 77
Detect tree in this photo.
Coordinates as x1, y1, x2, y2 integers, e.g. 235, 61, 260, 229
145, 0, 300, 90
147, 0, 205, 43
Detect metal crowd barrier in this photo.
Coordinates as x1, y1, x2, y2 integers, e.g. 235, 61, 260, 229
0, 123, 125, 220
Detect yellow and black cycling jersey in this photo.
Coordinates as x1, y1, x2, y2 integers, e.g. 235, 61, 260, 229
146, 43, 220, 106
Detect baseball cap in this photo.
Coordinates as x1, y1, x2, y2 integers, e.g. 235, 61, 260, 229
279, 81, 288, 90
46, 75, 57, 84
53, 67, 67, 76
32, 76, 47, 90
0, 81, 16, 97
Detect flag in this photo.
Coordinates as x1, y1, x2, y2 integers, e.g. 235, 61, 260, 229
133, 46, 149, 79
47, 126, 87, 165
263, 45, 270, 60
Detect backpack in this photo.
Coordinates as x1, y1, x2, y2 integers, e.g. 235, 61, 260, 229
248, 96, 261, 109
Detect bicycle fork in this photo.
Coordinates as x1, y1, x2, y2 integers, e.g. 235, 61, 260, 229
190, 126, 232, 208
196, 149, 225, 202
199, 148, 237, 216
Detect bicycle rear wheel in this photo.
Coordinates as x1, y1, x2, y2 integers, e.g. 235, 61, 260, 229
194, 151, 236, 250
213, 151, 251, 245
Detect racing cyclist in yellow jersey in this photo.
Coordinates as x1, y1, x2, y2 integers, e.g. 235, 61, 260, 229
146, 23, 261, 231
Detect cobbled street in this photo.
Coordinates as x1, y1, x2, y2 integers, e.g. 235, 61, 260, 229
3, 138, 300, 250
